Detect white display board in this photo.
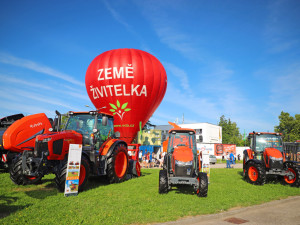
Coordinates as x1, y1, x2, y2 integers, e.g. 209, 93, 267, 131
201, 150, 210, 183
64, 144, 82, 197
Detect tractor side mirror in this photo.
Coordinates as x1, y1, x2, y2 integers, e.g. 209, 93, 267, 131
199, 135, 203, 143
102, 116, 108, 126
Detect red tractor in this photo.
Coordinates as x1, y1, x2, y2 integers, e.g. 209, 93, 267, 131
243, 132, 300, 187
159, 123, 208, 197
9, 110, 140, 191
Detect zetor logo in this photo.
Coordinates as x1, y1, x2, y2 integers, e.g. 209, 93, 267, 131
30, 122, 43, 128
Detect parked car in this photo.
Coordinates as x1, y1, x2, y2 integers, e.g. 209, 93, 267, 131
209, 155, 217, 164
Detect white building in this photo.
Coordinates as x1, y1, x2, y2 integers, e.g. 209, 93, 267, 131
155, 122, 222, 145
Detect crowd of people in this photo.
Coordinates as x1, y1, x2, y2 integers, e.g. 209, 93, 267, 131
139, 150, 165, 168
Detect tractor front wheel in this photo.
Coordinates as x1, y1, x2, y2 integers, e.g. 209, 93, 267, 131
196, 172, 208, 197
159, 169, 169, 194
10, 154, 43, 185
245, 161, 266, 185
107, 144, 129, 183
55, 156, 90, 192
282, 163, 300, 187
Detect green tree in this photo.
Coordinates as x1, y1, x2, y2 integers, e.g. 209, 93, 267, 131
218, 115, 245, 146
274, 111, 300, 142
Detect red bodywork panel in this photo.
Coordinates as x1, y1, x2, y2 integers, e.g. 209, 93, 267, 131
3, 113, 52, 152
263, 147, 284, 168
172, 146, 193, 173
127, 144, 140, 161
37, 130, 82, 160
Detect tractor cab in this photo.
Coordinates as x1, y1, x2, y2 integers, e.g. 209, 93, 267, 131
167, 129, 197, 177
64, 111, 114, 149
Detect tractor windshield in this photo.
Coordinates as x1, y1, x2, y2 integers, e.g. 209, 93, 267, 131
65, 114, 96, 136
167, 131, 197, 154
254, 134, 283, 152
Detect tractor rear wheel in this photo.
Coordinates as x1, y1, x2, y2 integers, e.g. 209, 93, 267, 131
159, 169, 168, 194
55, 156, 90, 192
128, 160, 141, 177
245, 161, 266, 185
196, 172, 208, 197
282, 163, 300, 187
10, 154, 43, 185
106, 144, 129, 183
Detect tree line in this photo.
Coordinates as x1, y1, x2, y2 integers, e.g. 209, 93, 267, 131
218, 111, 300, 146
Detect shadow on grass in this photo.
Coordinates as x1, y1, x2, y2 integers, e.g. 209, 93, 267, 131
238, 170, 283, 185
0, 195, 31, 219
172, 185, 195, 196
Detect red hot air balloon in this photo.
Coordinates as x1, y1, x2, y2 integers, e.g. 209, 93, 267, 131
85, 49, 167, 144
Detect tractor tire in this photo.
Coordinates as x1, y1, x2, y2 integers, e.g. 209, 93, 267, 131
106, 144, 129, 183
55, 156, 90, 192
243, 151, 249, 178
196, 172, 208, 197
282, 163, 300, 187
128, 160, 141, 177
245, 161, 266, 185
10, 154, 43, 185
159, 169, 168, 194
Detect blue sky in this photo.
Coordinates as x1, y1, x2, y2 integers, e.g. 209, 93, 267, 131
0, 0, 299, 135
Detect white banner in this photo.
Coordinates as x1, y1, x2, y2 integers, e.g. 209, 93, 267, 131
64, 144, 82, 197
201, 150, 210, 183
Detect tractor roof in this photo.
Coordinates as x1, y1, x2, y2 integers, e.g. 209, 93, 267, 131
68, 111, 114, 118
167, 121, 195, 134
249, 132, 282, 136
168, 127, 195, 134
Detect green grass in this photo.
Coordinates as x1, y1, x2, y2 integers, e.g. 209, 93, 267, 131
0, 168, 299, 224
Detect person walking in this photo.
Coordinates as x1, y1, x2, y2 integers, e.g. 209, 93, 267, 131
230, 151, 235, 165
226, 152, 231, 168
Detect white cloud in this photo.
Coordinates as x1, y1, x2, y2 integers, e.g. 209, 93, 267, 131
0, 52, 84, 86
0, 74, 53, 90
163, 62, 192, 95
264, 0, 300, 53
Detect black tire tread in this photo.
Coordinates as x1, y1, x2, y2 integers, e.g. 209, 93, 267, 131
106, 144, 128, 184
10, 154, 42, 185
245, 161, 266, 185
197, 172, 208, 197
159, 169, 168, 194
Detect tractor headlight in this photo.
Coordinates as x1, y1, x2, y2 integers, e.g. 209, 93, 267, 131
42, 138, 52, 143
269, 156, 282, 161
175, 160, 193, 166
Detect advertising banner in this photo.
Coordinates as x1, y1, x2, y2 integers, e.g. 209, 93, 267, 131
214, 144, 236, 156
64, 144, 82, 197
197, 144, 214, 155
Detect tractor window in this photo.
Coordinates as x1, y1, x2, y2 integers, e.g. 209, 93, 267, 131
65, 114, 95, 136
167, 132, 197, 154
255, 134, 283, 152
96, 117, 114, 142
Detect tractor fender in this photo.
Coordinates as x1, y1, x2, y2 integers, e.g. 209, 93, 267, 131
101, 139, 128, 158
244, 158, 263, 167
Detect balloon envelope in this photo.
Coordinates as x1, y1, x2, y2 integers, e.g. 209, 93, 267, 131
85, 48, 167, 144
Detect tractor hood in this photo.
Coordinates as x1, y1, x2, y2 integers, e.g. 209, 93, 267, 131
36, 130, 82, 143
173, 146, 193, 162
264, 147, 283, 159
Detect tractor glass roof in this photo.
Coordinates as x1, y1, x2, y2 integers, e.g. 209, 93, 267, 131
168, 131, 197, 154
255, 134, 283, 152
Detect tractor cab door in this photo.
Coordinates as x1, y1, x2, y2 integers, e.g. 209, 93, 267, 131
94, 116, 114, 150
